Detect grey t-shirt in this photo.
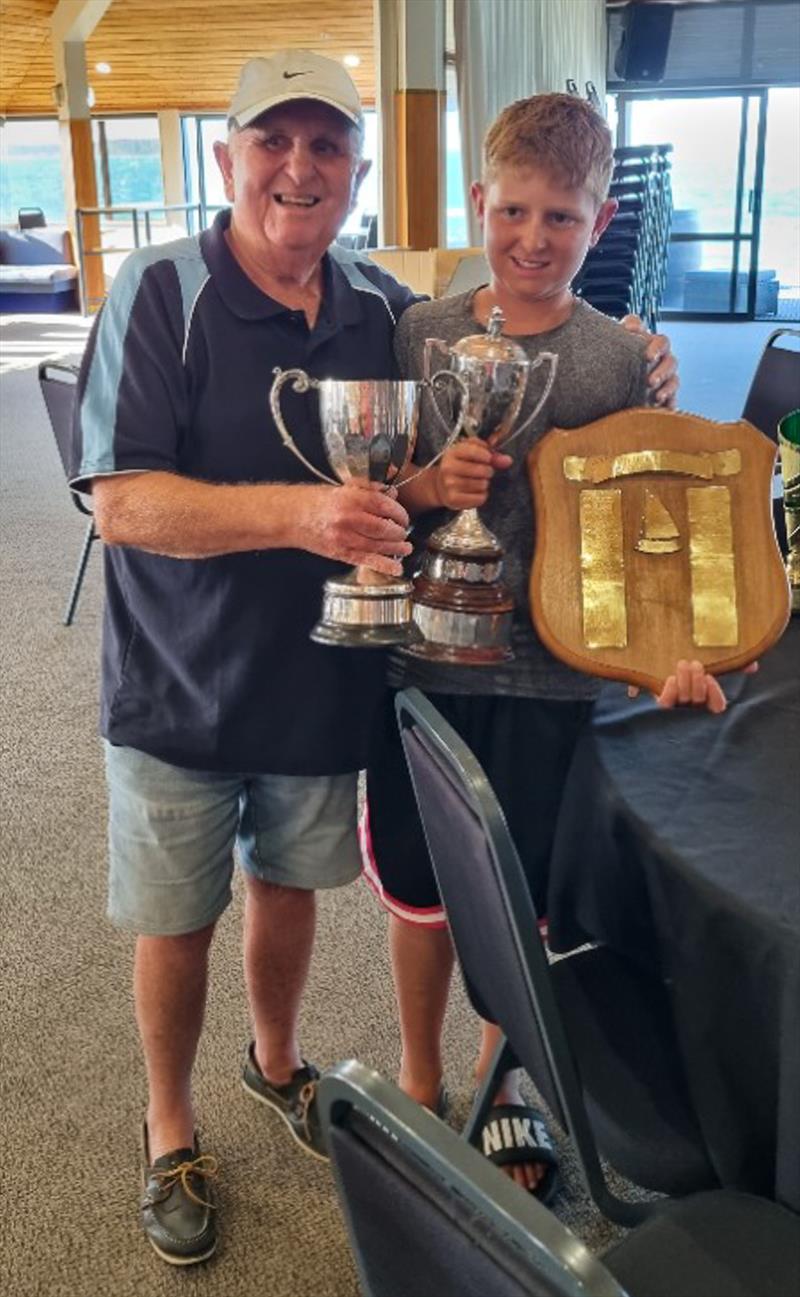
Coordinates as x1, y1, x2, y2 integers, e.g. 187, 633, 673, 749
391, 292, 650, 699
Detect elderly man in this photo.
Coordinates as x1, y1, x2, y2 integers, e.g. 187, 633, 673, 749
70, 49, 677, 1266
70, 50, 416, 1266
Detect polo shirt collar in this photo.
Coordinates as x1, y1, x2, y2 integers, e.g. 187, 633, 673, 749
200, 209, 365, 330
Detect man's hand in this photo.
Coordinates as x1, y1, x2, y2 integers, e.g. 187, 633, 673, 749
628, 658, 759, 715
620, 314, 679, 409
434, 440, 513, 511
300, 480, 412, 576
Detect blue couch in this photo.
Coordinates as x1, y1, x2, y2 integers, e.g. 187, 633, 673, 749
0, 227, 80, 313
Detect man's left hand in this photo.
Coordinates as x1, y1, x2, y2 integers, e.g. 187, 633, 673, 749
620, 314, 679, 409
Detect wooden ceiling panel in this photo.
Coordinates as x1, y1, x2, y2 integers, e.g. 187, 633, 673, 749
0, 0, 374, 116
0, 0, 58, 113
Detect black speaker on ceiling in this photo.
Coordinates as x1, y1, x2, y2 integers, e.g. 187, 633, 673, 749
614, 4, 675, 82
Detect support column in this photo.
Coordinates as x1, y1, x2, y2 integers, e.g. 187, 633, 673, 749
158, 111, 186, 230
51, 0, 113, 311
375, 0, 446, 250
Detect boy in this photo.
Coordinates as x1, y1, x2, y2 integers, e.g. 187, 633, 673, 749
362, 93, 724, 1198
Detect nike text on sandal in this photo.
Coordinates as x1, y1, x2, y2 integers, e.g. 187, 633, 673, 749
478, 1104, 561, 1204
242, 1042, 328, 1161
140, 1123, 218, 1266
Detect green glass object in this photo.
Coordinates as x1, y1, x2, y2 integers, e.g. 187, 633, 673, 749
778, 409, 800, 613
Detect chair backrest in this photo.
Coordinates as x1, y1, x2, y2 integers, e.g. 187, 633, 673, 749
38, 361, 91, 519
397, 691, 622, 1169
18, 206, 46, 229
319, 1060, 627, 1297
741, 328, 800, 441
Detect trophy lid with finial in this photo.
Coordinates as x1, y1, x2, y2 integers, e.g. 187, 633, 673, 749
451, 306, 529, 365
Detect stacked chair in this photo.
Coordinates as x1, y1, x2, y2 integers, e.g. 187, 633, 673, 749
574, 144, 673, 331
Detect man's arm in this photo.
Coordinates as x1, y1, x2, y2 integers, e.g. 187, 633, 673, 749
92, 472, 411, 575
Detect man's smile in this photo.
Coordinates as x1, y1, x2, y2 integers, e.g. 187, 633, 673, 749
273, 194, 321, 207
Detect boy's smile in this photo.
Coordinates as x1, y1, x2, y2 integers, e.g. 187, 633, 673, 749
472, 166, 616, 325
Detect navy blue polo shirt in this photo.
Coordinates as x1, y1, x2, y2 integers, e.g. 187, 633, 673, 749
70, 210, 418, 773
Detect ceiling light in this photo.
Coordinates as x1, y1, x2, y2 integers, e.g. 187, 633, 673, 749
87, 87, 96, 107
343, 54, 361, 68
95, 62, 112, 74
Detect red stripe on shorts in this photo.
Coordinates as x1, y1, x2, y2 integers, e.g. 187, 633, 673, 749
358, 804, 448, 929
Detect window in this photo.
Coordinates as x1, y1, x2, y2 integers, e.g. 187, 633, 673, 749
446, 63, 467, 247
0, 119, 65, 226
92, 116, 164, 216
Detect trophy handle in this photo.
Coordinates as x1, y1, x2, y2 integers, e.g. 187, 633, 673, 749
270, 366, 339, 486
502, 351, 559, 447
423, 336, 451, 382
400, 370, 469, 488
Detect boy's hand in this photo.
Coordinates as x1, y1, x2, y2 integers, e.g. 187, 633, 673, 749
620, 314, 679, 409
435, 440, 513, 510
627, 659, 759, 715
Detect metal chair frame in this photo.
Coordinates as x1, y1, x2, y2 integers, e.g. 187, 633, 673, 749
38, 360, 99, 626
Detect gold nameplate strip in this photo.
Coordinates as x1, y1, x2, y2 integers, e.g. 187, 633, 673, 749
564, 448, 741, 484
579, 490, 627, 648
687, 487, 738, 646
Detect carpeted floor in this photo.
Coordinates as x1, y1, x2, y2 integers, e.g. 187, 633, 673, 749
1, 316, 638, 1297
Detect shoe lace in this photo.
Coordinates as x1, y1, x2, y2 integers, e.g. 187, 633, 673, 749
295, 1081, 318, 1145
151, 1154, 219, 1209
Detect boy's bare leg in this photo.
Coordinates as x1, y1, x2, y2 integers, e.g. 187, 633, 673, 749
390, 915, 547, 1192
476, 1019, 546, 1192
244, 875, 316, 1084
390, 915, 454, 1109
135, 924, 215, 1160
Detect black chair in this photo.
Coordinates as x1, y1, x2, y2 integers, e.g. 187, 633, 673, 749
396, 689, 720, 1226
319, 1059, 800, 1297
741, 327, 800, 443
741, 328, 800, 552
38, 360, 98, 626
18, 206, 46, 230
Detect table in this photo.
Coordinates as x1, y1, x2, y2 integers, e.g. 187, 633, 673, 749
547, 620, 800, 1210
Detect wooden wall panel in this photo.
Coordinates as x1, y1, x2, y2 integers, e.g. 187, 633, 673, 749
394, 88, 445, 250
0, 0, 375, 115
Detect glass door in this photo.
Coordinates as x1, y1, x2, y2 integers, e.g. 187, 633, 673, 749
625, 93, 765, 319
758, 88, 800, 321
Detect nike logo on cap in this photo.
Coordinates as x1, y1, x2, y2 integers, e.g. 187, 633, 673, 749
283, 71, 310, 79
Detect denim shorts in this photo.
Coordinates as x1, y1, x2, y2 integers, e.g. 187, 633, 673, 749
104, 743, 362, 935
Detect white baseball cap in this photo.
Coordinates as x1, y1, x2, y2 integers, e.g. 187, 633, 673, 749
228, 49, 363, 129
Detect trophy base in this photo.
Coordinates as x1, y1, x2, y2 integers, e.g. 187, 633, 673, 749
310, 570, 422, 649
406, 571, 514, 664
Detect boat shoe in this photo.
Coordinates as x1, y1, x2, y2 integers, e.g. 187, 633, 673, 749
242, 1042, 328, 1161
140, 1124, 218, 1265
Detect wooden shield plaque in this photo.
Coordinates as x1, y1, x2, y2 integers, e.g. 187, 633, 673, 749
528, 408, 790, 692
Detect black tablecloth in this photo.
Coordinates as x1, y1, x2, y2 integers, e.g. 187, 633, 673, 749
548, 620, 800, 1210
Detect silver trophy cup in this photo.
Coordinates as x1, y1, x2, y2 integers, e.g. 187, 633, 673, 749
270, 368, 467, 647
407, 307, 558, 663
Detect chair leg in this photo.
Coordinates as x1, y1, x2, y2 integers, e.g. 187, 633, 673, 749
462, 1035, 518, 1147
63, 520, 97, 626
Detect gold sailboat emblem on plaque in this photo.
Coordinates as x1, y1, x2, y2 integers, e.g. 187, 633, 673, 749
635, 490, 681, 554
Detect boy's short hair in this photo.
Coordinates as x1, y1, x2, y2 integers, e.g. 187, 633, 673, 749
484, 93, 614, 205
